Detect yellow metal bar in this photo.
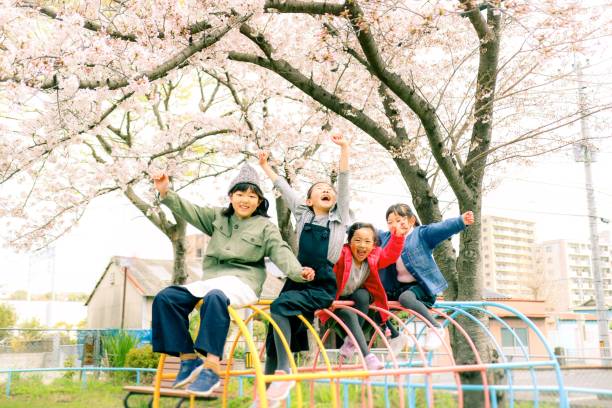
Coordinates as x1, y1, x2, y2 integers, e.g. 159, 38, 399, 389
296, 315, 338, 408
248, 305, 303, 408
152, 353, 166, 408
228, 305, 269, 408
222, 306, 260, 406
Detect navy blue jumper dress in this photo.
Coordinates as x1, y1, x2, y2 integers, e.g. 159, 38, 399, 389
265, 214, 337, 355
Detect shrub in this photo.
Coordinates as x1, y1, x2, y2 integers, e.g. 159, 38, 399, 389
63, 355, 76, 380
125, 344, 160, 382
101, 331, 139, 381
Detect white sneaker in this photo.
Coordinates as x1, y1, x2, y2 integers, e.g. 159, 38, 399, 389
388, 333, 413, 358
423, 327, 445, 351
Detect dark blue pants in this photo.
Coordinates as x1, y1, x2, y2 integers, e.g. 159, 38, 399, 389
152, 286, 230, 358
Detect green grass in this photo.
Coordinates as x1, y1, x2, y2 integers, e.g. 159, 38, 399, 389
0, 375, 559, 407
0, 375, 251, 408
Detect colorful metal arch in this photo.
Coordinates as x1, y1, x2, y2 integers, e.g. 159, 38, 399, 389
152, 300, 568, 408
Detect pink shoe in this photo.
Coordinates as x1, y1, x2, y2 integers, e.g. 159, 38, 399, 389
266, 370, 295, 401
339, 337, 357, 360
364, 353, 384, 370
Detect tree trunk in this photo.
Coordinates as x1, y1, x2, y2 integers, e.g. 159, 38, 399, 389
394, 158, 460, 300
276, 195, 298, 254
453, 207, 492, 406
170, 215, 188, 284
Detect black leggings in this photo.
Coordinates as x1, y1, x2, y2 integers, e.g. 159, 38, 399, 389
336, 288, 371, 356
388, 289, 440, 338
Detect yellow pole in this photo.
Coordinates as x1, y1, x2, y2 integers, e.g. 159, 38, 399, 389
248, 306, 303, 407
297, 315, 338, 408
228, 306, 270, 408
152, 353, 166, 408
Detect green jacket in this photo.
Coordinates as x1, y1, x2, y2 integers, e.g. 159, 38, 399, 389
161, 190, 305, 295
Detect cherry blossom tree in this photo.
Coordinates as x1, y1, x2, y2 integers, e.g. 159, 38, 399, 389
223, 0, 611, 401
1, 1, 611, 401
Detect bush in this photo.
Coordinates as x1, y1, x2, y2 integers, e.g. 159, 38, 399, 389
63, 355, 76, 380
125, 344, 159, 382
101, 331, 139, 381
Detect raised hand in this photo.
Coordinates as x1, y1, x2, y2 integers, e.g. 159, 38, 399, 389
330, 132, 349, 148
301, 266, 315, 281
152, 173, 170, 196
462, 211, 474, 226
258, 151, 269, 167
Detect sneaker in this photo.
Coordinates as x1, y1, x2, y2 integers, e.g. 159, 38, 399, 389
423, 327, 445, 352
249, 397, 280, 408
364, 353, 384, 370
339, 337, 357, 360
186, 367, 221, 397
389, 333, 413, 358
173, 357, 203, 388
266, 370, 296, 401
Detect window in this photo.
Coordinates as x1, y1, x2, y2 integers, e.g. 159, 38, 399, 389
501, 327, 529, 348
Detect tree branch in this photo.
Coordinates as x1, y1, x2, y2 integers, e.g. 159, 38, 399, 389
33, 14, 250, 91
32, 5, 212, 42
264, 0, 345, 15
342, 1, 472, 202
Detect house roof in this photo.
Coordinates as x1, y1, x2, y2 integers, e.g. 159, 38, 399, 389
86, 256, 284, 305
85, 256, 203, 305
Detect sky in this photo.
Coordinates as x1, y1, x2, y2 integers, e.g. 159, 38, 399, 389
1, 141, 610, 297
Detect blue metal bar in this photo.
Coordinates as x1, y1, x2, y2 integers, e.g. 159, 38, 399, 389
478, 301, 568, 408
238, 376, 244, 397
343, 383, 349, 408
5, 372, 11, 398
136, 370, 141, 385
443, 305, 517, 407
460, 304, 540, 407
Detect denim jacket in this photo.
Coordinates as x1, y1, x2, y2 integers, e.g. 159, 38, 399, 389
378, 216, 466, 298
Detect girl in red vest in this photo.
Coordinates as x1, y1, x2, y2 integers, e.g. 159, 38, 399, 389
323, 222, 405, 369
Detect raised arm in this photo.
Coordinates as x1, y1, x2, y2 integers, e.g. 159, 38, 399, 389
258, 151, 303, 214
330, 133, 351, 222
421, 212, 473, 249
258, 151, 279, 183
378, 229, 406, 269
154, 173, 215, 235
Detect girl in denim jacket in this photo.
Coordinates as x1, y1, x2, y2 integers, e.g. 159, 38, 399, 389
378, 204, 474, 355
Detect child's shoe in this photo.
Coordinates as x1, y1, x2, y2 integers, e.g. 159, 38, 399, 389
364, 353, 384, 370
423, 327, 445, 351
186, 367, 220, 397
173, 357, 203, 388
339, 337, 357, 360
389, 333, 413, 358
266, 370, 296, 401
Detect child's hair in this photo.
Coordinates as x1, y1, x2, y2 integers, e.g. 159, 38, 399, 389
385, 203, 421, 226
223, 182, 270, 218
306, 181, 337, 199
346, 222, 379, 245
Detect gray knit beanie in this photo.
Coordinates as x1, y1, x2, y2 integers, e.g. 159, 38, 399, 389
228, 163, 262, 192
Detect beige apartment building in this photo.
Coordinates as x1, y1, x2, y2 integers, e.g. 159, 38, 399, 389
536, 235, 612, 312
481, 215, 538, 299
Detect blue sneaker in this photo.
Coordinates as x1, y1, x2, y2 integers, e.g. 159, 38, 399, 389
187, 367, 221, 397
173, 357, 203, 389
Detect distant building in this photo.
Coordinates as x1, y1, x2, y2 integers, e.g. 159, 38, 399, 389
185, 234, 210, 261
85, 255, 284, 329
536, 236, 612, 312
480, 215, 538, 299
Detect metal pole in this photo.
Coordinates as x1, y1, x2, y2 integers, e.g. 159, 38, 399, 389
575, 61, 610, 363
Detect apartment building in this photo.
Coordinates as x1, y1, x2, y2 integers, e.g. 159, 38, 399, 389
481, 215, 538, 299
536, 236, 612, 312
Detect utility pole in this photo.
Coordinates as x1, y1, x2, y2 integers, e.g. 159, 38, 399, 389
574, 61, 610, 364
